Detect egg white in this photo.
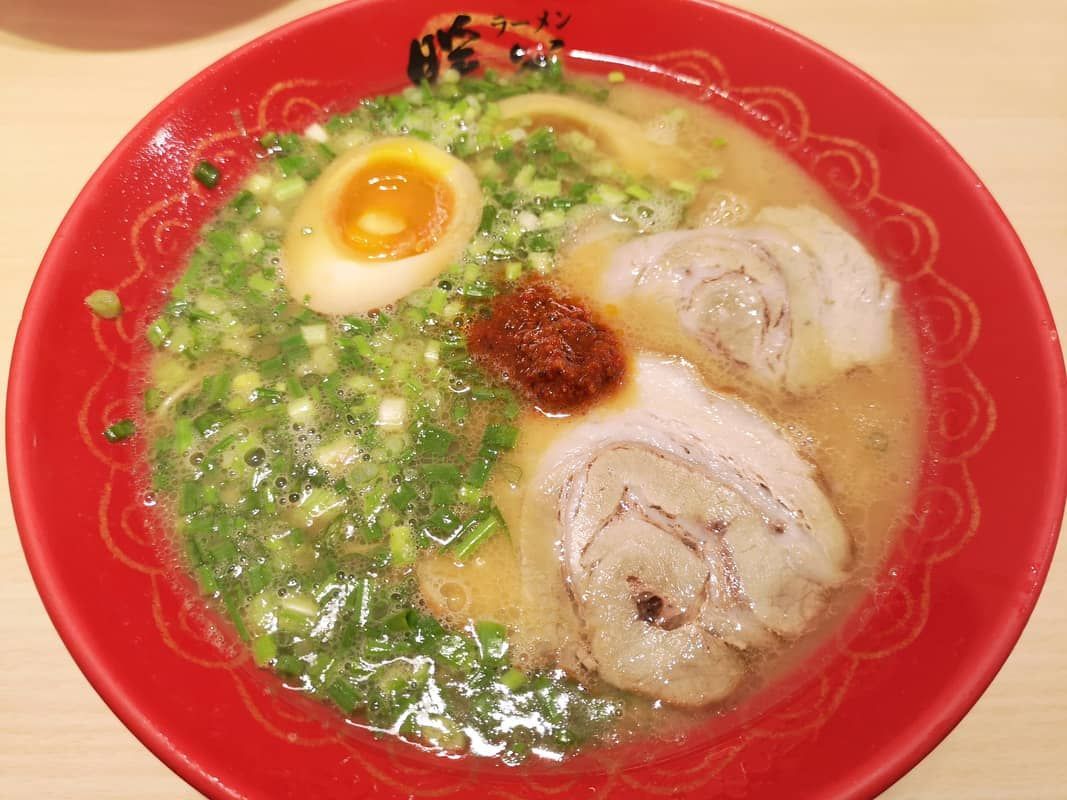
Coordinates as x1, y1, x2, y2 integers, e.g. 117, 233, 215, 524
283, 137, 482, 315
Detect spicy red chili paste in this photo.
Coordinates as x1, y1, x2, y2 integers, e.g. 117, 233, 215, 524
467, 280, 626, 413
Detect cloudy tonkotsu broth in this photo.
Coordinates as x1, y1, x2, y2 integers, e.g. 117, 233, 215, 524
142, 63, 924, 762
419, 79, 923, 737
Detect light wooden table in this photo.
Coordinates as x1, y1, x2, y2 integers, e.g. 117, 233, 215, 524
1, 1, 1063, 797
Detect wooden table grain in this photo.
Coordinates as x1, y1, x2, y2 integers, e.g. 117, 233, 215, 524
1, 1, 1063, 797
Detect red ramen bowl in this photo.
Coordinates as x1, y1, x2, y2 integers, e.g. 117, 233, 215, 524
9, 1, 1066, 797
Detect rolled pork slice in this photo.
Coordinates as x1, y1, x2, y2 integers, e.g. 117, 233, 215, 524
533, 355, 850, 706
601, 205, 897, 393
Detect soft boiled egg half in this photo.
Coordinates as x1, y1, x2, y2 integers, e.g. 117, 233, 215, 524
283, 137, 482, 314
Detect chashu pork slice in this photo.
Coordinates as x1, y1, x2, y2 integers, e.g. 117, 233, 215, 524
532, 355, 850, 706
601, 205, 897, 393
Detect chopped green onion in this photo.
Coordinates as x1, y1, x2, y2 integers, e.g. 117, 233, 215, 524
294, 488, 346, 528
607, 70, 626, 84
287, 397, 314, 424
514, 163, 536, 189
245, 173, 272, 195
453, 509, 505, 560
174, 417, 194, 454
252, 635, 277, 666
525, 127, 556, 154
389, 482, 417, 511
697, 166, 723, 181
529, 252, 552, 273
383, 608, 418, 632
415, 424, 455, 457
389, 524, 417, 566
500, 667, 527, 691
143, 388, 162, 413
178, 481, 202, 515
669, 179, 697, 196
103, 419, 135, 443
430, 483, 456, 507
275, 655, 304, 676
193, 160, 221, 189
231, 189, 262, 219
376, 397, 407, 428
474, 620, 508, 661
463, 280, 496, 298
238, 229, 264, 256
422, 463, 462, 485
340, 578, 372, 641
529, 177, 562, 197
423, 340, 441, 364
200, 373, 231, 406
84, 290, 122, 319
300, 324, 329, 346
146, 316, 171, 348
248, 272, 277, 295
280, 593, 319, 619
540, 209, 566, 229
594, 184, 627, 205
420, 714, 467, 750
193, 408, 227, 437
482, 423, 519, 451
466, 450, 496, 488
624, 184, 652, 200
327, 679, 361, 713
525, 232, 553, 252
478, 205, 498, 233
230, 371, 261, 402
272, 176, 308, 204
222, 590, 250, 641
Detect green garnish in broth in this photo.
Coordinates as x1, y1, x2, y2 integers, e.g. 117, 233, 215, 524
140, 64, 689, 761
85, 289, 123, 319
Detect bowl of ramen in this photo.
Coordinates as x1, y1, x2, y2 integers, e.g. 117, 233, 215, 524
8, 0, 1065, 797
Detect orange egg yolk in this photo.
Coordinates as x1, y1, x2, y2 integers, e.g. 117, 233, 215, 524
337, 156, 452, 261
